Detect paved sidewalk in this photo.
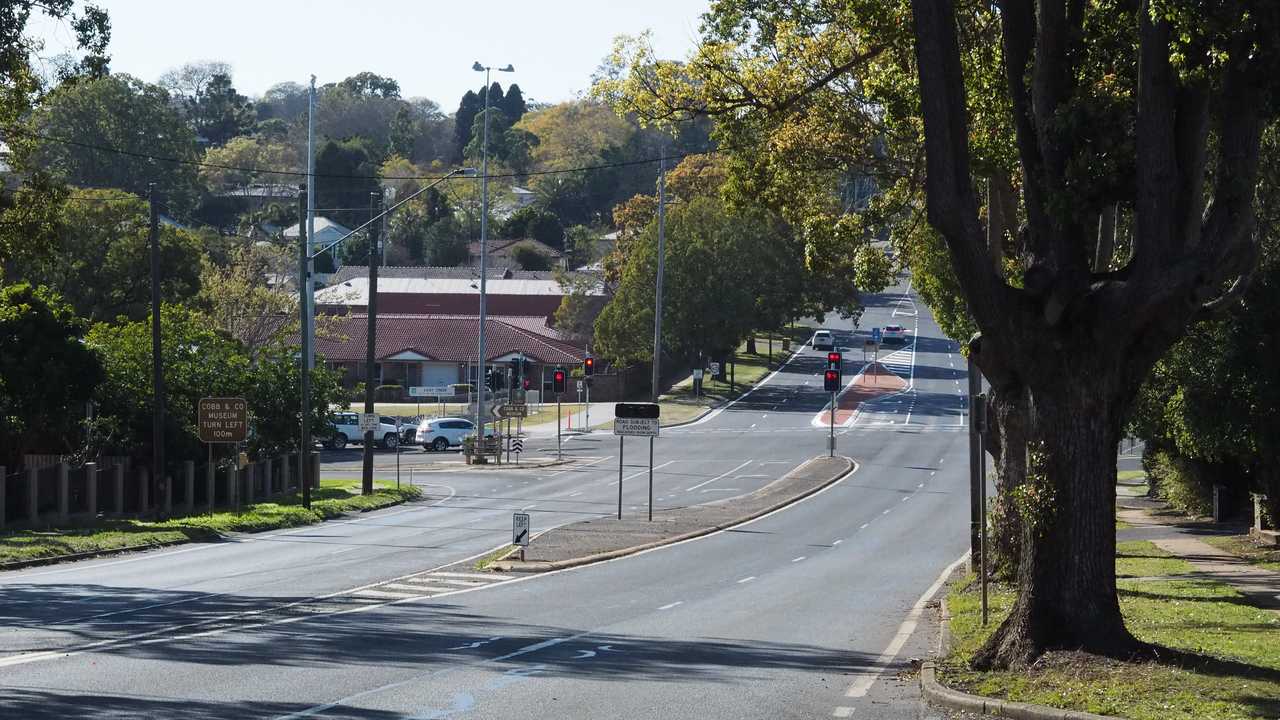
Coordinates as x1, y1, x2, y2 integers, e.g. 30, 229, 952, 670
492, 455, 852, 570
1117, 496, 1280, 612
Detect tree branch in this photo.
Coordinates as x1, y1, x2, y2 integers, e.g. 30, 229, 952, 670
910, 0, 1006, 331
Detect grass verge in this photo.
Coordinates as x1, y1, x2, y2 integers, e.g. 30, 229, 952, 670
0, 481, 422, 566
941, 539, 1280, 720
473, 544, 517, 571
1204, 534, 1280, 572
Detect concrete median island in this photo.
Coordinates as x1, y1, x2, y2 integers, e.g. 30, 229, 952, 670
489, 455, 854, 572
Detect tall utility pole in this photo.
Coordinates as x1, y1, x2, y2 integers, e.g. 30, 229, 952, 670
361, 190, 382, 496
650, 151, 668, 402
297, 187, 311, 509
472, 61, 514, 448
148, 184, 165, 511
305, 76, 317, 379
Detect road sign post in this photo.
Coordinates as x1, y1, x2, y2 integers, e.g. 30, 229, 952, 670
513, 511, 530, 561
615, 403, 660, 521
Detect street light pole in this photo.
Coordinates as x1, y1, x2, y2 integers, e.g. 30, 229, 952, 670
651, 150, 667, 402
361, 190, 382, 496
472, 61, 514, 452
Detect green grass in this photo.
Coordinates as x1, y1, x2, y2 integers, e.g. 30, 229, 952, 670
1204, 534, 1280, 573
941, 540, 1280, 720
1116, 540, 1195, 577
1118, 469, 1147, 483
473, 543, 517, 570
0, 483, 422, 566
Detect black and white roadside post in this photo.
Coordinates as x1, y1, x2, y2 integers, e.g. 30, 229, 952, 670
615, 403, 660, 521
553, 367, 566, 461
512, 511, 530, 562
824, 351, 842, 458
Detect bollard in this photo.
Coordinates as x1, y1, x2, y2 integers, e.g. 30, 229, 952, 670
264, 458, 274, 498
0, 465, 6, 530
138, 467, 150, 514
226, 464, 238, 510
113, 464, 124, 514
184, 461, 195, 514
281, 454, 291, 492
311, 453, 321, 489
163, 473, 172, 517
26, 466, 38, 524
246, 463, 256, 505
85, 462, 98, 518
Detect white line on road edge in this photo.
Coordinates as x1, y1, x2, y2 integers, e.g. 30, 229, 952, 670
841, 552, 969, 700
658, 601, 683, 610
737, 576, 756, 584
685, 460, 754, 492
791, 556, 806, 563
832, 707, 855, 718
549, 454, 612, 477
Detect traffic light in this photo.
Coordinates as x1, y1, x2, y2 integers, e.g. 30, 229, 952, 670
824, 368, 841, 392
583, 356, 595, 376
826, 351, 842, 370
522, 377, 531, 391
552, 367, 566, 394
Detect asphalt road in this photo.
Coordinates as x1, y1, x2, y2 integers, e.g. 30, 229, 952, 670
0, 277, 969, 719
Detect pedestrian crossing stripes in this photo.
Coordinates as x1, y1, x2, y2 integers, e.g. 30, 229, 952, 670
875, 342, 915, 380
351, 568, 517, 601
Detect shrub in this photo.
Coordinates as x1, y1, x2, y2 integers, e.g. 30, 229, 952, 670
1145, 448, 1214, 517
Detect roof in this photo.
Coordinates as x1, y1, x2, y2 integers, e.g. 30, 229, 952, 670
312, 314, 584, 364
326, 265, 568, 284
283, 217, 353, 242
314, 275, 605, 305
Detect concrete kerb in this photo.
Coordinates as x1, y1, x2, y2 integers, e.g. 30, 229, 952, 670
490, 455, 855, 573
921, 595, 1123, 720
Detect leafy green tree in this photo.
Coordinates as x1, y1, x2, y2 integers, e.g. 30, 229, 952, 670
510, 242, 551, 271
87, 305, 251, 468
338, 71, 400, 99
421, 216, 470, 266
563, 225, 597, 268
452, 90, 482, 163
255, 81, 308, 122
1, 0, 110, 126
2, 188, 204, 322
314, 138, 380, 259
15, 74, 201, 210
386, 187, 451, 265
190, 73, 254, 146
501, 83, 528, 123
599, 0, 1280, 667
246, 343, 347, 457
0, 283, 103, 467
500, 205, 564, 247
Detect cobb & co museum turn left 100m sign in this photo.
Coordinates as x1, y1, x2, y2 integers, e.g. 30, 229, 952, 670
198, 397, 249, 443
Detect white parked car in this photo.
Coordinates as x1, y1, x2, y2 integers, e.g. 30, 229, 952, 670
325, 412, 402, 450
811, 329, 835, 351
882, 324, 908, 343
416, 417, 495, 452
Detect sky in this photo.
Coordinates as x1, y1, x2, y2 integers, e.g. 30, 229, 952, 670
31, 0, 711, 106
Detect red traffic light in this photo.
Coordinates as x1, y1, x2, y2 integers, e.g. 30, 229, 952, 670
584, 357, 595, 376
552, 368, 567, 394
824, 369, 840, 392
554, 370, 566, 382
826, 351, 842, 367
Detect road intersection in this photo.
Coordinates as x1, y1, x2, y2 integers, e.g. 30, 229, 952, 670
0, 278, 969, 719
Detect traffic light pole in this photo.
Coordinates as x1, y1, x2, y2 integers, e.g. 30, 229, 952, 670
556, 395, 562, 461
830, 391, 836, 457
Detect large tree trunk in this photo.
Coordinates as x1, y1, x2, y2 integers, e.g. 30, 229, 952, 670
973, 380, 1139, 669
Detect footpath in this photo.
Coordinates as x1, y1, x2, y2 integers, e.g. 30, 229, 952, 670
491, 455, 852, 572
